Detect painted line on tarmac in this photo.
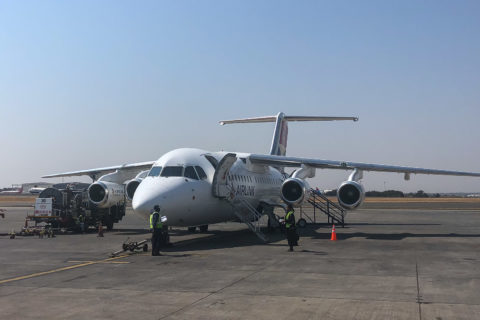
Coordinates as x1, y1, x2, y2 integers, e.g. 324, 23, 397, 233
0, 254, 130, 285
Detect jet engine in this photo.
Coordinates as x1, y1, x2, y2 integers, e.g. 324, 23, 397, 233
88, 181, 125, 208
125, 179, 142, 201
125, 170, 149, 201
337, 181, 365, 209
281, 178, 311, 206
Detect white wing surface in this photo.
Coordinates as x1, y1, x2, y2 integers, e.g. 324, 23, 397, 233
248, 154, 480, 177
42, 161, 155, 180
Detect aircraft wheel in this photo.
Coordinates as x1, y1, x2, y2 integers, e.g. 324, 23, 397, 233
188, 226, 196, 233
297, 218, 307, 228
199, 225, 208, 232
143, 244, 148, 252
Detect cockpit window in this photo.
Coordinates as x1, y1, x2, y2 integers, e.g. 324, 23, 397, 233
195, 166, 207, 180
160, 166, 183, 177
148, 166, 162, 177
184, 166, 199, 180
204, 155, 218, 169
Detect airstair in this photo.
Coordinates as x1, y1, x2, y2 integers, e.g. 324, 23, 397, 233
211, 153, 270, 242
228, 191, 269, 242
211, 153, 346, 240
305, 189, 347, 226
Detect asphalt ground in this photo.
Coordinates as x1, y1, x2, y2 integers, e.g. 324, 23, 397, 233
1, 202, 480, 319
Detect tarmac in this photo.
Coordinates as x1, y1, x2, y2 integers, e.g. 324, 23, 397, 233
1, 202, 480, 319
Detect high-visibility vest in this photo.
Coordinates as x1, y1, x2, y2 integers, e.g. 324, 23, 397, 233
285, 210, 294, 229
150, 212, 162, 229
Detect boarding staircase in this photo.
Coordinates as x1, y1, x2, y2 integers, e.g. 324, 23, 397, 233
210, 153, 346, 241
227, 187, 269, 242
305, 189, 347, 226
211, 153, 270, 242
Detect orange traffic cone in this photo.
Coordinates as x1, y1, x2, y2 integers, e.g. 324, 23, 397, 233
97, 223, 104, 237
330, 224, 337, 241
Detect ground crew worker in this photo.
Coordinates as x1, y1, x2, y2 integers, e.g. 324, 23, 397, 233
150, 205, 163, 256
78, 214, 85, 234
285, 205, 297, 252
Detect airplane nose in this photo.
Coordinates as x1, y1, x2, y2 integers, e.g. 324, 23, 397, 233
132, 177, 187, 221
132, 190, 158, 216
132, 180, 161, 216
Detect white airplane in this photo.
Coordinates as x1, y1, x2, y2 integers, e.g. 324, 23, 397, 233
29, 187, 46, 194
43, 112, 480, 238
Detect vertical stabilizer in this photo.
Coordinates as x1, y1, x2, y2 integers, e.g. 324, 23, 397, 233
270, 112, 288, 156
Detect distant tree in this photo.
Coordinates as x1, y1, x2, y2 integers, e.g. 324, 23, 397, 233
324, 189, 337, 196
414, 190, 429, 198
366, 190, 405, 197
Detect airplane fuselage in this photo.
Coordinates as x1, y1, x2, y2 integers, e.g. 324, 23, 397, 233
132, 148, 285, 226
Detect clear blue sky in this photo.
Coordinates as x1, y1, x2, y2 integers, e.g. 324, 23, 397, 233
1, 0, 479, 192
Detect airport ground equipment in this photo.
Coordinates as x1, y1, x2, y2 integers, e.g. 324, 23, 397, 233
303, 189, 346, 227
29, 185, 126, 232
19, 220, 55, 238
211, 153, 345, 241
111, 238, 148, 257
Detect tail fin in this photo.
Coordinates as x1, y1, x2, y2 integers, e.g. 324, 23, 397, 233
220, 112, 358, 156
271, 113, 288, 156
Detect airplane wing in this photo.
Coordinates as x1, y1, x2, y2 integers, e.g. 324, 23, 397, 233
42, 161, 155, 180
248, 154, 480, 178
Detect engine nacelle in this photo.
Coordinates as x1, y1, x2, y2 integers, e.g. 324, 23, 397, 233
337, 181, 365, 210
281, 178, 311, 206
88, 181, 125, 208
125, 179, 142, 201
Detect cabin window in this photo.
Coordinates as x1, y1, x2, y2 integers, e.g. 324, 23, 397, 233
184, 166, 199, 180
195, 166, 208, 180
148, 166, 162, 177
161, 166, 183, 177
204, 155, 219, 169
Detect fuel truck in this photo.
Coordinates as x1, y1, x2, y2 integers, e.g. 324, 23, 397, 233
36, 182, 127, 231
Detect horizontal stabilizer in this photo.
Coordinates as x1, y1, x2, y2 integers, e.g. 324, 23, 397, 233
220, 112, 359, 157
220, 115, 358, 125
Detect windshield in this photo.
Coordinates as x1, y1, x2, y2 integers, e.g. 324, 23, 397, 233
195, 166, 207, 180
184, 166, 199, 180
160, 166, 184, 177
148, 166, 162, 177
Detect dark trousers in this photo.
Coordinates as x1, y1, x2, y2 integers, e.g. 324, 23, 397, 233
151, 229, 162, 256
286, 228, 297, 250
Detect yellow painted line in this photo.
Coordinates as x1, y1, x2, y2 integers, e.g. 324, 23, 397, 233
0, 255, 130, 285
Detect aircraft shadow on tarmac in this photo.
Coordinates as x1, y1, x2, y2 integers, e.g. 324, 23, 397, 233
109, 223, 480, 252
297, 224, 480, 241
108, 227, 328, 254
